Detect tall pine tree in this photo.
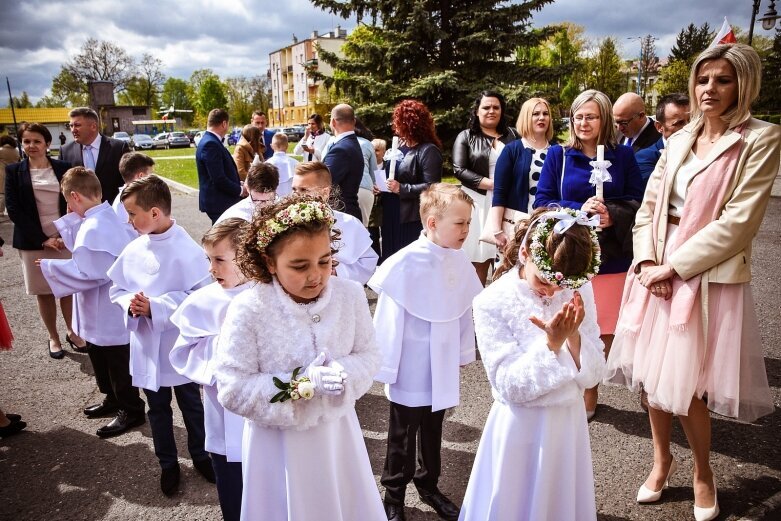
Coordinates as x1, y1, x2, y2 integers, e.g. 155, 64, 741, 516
309, 0, 557, 146
669, 23, 713, 65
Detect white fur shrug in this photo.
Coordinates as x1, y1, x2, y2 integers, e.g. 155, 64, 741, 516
215, 277, 380, 430
473, 267, 606, 408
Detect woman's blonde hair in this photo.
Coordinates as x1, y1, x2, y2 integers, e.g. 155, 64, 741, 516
688, 43, 761, 129
565, 89, 618, 150
516, 98, 554, 142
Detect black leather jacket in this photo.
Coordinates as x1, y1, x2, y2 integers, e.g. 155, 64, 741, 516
452, 128, 519, 195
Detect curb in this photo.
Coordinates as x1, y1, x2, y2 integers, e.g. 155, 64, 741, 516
737, 489, 781, 520
159, 175, 199, 196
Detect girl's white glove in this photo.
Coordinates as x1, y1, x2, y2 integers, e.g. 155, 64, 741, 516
305, 352, 346, 395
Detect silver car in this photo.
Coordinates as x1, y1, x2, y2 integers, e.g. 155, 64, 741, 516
167, 131, 191, 149
131, 134, 154, 150
113, 131, 132, 144
152, 133, 170, 149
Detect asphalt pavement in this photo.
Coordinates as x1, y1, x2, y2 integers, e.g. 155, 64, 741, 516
0, 185, 779, 521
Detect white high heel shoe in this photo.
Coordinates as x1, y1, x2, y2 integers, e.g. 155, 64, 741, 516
693, 479, 719, 521
636, 458, 678, 503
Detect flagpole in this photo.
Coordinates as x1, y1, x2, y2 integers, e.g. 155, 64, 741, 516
750, 0, 761, 46
5, 77, 22, 157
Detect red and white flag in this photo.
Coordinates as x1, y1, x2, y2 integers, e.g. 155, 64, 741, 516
711, 16, 737, 47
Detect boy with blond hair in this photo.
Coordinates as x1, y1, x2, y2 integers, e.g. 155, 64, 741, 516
108, 174, 214, 496
368, 183, 483, 521
265, 132, 297, 197
39, 167, 143, 437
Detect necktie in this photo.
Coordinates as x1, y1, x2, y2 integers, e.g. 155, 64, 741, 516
83, 145, 96, 171
625, 137, 633, 147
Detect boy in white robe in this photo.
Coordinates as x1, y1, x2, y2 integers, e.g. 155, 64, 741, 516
216, 162, 278, 224
39, 167, 144, 438
292, 161, 378, 285
170, 218, 252, 521
107, 175, 214, 497
368, 184, 483, 521
265, 132, 297, 197
114, 152, 154, 227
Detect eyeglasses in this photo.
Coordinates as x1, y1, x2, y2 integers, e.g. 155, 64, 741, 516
615, 113, 641, 127
573, 115, 600, 123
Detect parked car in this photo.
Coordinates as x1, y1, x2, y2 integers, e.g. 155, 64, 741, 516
152, 133, 170, 149
291, 125, 307, 141
113, 131, 132, 145
193, 131, 205, 147
131, 134, 154, 150
167, 131, 191, 149
186, 129, 200, 143
227, 128, 241, 146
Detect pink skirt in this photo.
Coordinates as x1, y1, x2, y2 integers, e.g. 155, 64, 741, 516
606, 226, 773, 422
591, 272, 626, 335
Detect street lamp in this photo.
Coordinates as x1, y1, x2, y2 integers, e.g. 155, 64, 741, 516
750, 0, 781, 45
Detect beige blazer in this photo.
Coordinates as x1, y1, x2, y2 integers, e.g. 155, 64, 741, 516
634, 117, 781, 284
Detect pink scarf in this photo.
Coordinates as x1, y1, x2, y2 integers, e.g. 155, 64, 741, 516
620, 125, 746, 332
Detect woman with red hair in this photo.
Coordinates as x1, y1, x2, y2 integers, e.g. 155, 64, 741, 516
381, 100, 443, 260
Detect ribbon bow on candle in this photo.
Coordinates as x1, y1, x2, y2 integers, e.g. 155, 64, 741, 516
588, 158, 613, 187
383, 149, 404, 162
539, 210, 601, 234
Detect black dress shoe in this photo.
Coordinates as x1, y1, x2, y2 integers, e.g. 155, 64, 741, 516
96, 410, 145, 438
84, 402, 120, 418
0, 420, 27, 438
48, 340, 65, 359
161, 464, 181, 497
65, 333, 88, 353
5, 413, 21, 422
417, 489, 460, 521
383, 501, 406, 521
193, 457, 216, 483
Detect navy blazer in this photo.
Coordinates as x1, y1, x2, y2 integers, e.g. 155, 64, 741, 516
59, 135, 129, 202
492, 140, 552, 213
196, 131, 242, 215
324, 134, 364, 221
635, 137, 665, 186
5, 158, 70, 250
535, 144, 644, 273
261, 129, 275, 160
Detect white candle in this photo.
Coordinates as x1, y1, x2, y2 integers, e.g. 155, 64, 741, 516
388, 136, 399, 181
595, 145, 605, 200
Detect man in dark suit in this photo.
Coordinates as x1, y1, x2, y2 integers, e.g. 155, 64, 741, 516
251, 110, 276, 160
196, 108, 244, 223
613, 92, 662, 152
323, 104, 364, 221
60, 107, 129, 202
635, 93, 690, 185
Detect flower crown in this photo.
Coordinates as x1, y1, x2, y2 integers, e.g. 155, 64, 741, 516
256, 200, 335, 251
522, 208, 601, 289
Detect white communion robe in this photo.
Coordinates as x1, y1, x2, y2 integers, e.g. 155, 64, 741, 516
265, 151, 297, 197
368, 232, 483, 411
40, 202, 136, 346
216, 197, 256, 224
170, 281, 253, 461
108, 221, 211, 391
459, 267, 605, 521
112, 185, 138, 236
214, 277, 385, 521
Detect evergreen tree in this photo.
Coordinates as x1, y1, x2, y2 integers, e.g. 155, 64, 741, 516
309, 0, 557, 146
584, 37, 625, 101
757, 27, 781, 114
669, 23, 713, 65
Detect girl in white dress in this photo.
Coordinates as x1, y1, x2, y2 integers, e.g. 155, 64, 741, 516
214, 194, 385, 521
460, 208, 605, 521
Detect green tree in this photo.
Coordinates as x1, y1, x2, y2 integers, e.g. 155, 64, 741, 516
225, 75, 271, 124
123, 53, 165, 107
655, 59, 691, 97
160, 77, 195, 125
196, 76, 228, 119
50, 68, 89, 106
584, 37, 625, 101
669, 23, 713, 64
638, 35, 659, 99
11, 91, 33, 108
310, 0, 557, 146
757, 27, 781, 113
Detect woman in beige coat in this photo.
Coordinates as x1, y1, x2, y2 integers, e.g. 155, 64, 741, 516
232, 124, 264, 181
606, 44, 779, 521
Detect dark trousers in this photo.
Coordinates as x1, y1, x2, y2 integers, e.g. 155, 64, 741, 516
210, 452, 243, 521
381, 402, 446, 505
143, 383, 207, 469
87, 342, 144, 416
206, 210, 222, 224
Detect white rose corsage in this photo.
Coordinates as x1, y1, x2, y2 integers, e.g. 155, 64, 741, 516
270, 367, 315, 403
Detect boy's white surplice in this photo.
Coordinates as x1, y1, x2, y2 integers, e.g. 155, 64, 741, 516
214, 277, 385, 521
265, 151, 297, 197
111, 185, 138, 236
108, 222, 211, 391
215, 197, 256, 224
40, 202, 136, 345
459, 267, 604, 521
170, 281, 252, 461
368, 232, 483, 411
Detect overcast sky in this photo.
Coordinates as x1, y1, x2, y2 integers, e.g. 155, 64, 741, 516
0, 0, 769, 103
